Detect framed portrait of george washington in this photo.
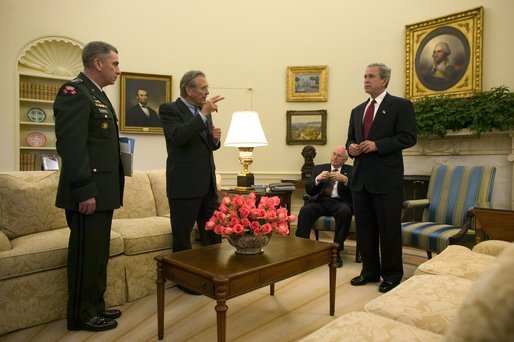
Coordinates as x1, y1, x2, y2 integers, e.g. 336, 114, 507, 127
404, 7, 483, 100
120, 72, 172, 134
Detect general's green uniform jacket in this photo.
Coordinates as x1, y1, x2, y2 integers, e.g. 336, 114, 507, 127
54, 72, 124, 210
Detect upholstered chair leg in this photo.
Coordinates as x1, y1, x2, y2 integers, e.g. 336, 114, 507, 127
426, 250, 432, 259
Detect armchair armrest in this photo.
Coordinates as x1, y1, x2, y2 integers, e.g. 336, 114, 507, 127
403, 199, 430, 209
472, 240, 512, 256
401, 199, 429, 220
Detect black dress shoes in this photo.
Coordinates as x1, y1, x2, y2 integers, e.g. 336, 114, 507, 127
335, 254, 343, 268
350, 275, 380, 286
378, 280, 400, 293
68, 316, 118, 332
100, 309, 122, 319
177, 284, 201, 295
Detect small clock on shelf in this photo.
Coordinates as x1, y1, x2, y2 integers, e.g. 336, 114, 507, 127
26, 107, 47, 123
27, 132, 46, 147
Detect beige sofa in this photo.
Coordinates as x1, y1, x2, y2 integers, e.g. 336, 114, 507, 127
0, 170, 175, 335
301, 240, 514, 341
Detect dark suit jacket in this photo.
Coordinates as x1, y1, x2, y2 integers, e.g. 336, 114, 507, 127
305, 163, 353, 206
159, 98, 220, 199
54, 72, 124, 211
346, 93, 417, 194
126, 104, 161, 127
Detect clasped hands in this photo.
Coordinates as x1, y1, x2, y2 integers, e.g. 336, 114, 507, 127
349, 140, 377, 156
316, 170, 348, 185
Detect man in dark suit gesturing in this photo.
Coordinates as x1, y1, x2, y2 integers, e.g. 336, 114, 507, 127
346, 63, 416, 293
296, 145, 353, 268
159, 70, 224, 260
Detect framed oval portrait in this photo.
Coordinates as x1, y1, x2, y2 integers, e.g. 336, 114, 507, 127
405, 7, 483, 100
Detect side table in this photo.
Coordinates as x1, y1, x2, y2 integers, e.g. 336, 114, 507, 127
472, 207, 514, 243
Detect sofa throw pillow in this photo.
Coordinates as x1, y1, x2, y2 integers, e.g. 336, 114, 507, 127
0, 172, 66, 239
443, 243, 514, 341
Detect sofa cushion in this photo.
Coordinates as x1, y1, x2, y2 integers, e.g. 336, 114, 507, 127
146, 169, 169, 217
415, 244, 495, 281
113, 171, 157, 219
0, 228, 124, 280
444, 243, 514, 342
364, 274, 472, 335
111, 217, 171, 255
471, 239, 512, 256
0, 171, 67, 239
300, 311, 442, 342
0, 231, 11, 252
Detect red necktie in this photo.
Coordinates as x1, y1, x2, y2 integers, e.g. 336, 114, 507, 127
362, 99, 376, 139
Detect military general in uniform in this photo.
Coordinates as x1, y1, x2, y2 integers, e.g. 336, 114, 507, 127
54, 41, 125, 332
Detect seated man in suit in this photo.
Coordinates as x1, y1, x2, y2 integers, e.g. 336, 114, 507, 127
125, 88, 161, 127
295, 145, 353, 267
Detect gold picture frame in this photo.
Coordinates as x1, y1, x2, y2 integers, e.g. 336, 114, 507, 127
286, 110, 327, 145
405, 7, 483, 100
286, 66, 328, 102
120, 72, 172, 134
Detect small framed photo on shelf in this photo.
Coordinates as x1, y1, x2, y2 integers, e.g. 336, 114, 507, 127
286, 110, 327, 145
286, 66, 328, 102
119, 72, 172, 134
404, 7, 483, 100
41, 153, 60, 171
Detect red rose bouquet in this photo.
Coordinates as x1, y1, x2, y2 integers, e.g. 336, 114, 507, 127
205, 192, 296, 237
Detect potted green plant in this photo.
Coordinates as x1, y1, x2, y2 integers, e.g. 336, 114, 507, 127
414, 86, 514, 138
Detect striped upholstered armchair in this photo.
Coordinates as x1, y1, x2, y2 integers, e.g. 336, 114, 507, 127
401, 165, 496, 259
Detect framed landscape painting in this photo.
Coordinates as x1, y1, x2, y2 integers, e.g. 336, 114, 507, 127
286, 110, 327, 145
286, 66, 328, 102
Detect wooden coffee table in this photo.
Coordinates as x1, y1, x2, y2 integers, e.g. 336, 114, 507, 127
155, 235, 338, 341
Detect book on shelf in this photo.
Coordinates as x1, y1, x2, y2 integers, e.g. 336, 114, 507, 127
119, 137, 135, 177
267, 182, 296, 192
19, 152, 37, 171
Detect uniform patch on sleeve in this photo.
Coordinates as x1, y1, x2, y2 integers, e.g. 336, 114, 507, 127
61, 85, 78, 96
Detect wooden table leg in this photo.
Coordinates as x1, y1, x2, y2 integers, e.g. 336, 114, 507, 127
214, 276, 229, 342
155, 257, 165, 340
329, 247, 336, 316
270, 283, 275, 295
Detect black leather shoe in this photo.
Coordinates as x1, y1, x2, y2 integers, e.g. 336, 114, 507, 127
177, 285, 201, 295
100, 309, 122, 319
335, 254, 343, 268
378, 280, 400, 293
350, 275, 380, 286
68, 316, 118, 332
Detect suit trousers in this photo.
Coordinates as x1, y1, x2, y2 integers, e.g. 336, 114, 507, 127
352, 188, 404, 283
168, 187, 221, 252
65, 209, 113, 327
296, 197, 352, 250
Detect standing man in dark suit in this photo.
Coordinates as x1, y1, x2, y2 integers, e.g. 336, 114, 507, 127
54, 41, 124, 332
159, 70, 224, 258
296, 145, 353, 268
346, 63, 416, 293
125, 88, 161, 127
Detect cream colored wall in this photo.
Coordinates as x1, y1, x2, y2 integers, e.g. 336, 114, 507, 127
1, 0, 513, 187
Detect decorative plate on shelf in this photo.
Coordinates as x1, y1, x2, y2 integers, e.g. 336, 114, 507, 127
26, 107, 47, 123
27, 132, 46, 147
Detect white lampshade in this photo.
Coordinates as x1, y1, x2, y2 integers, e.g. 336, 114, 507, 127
224, 111, 268, 147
